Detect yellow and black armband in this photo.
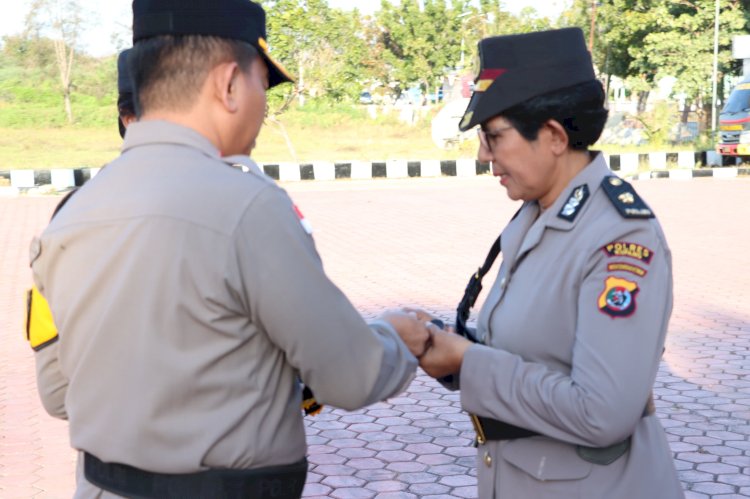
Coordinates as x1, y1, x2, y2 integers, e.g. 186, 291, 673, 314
301, 385, 323, 416
25, 286, 59, 351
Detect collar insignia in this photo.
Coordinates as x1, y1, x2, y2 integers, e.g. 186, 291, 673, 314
557, 184, 590, 222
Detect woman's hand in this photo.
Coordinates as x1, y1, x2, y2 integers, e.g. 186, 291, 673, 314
401, 307, 455, 332
418, 326, 473, 378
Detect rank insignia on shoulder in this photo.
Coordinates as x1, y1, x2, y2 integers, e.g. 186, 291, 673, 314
598, 276, 639, 318
601, 176, 654, 219
557, 184, 590, 222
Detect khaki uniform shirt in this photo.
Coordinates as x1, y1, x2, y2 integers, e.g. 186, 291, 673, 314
31, 121, 416, 496
460, 154, 683, 498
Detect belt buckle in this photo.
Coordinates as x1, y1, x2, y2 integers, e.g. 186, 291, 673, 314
469, 413, 487, 446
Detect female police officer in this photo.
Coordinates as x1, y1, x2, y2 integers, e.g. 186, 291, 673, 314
415, 28, 684, 498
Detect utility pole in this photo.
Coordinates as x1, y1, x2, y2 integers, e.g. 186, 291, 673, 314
711, 0, 720, 132
588, 0, 597, 52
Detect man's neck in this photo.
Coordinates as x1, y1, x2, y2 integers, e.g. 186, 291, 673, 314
141, 107, 222, 148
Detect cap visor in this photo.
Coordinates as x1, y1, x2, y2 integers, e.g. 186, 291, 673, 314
458, 92, 482, 131
263, 54, 294, 88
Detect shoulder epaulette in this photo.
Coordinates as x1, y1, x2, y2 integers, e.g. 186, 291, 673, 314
601, 176, 654, 219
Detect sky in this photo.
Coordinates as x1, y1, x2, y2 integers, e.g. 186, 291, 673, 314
1, 0, 572, 57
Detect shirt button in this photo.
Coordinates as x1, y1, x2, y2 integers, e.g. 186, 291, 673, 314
484, 451, 493, 467
499, 277, 507, 288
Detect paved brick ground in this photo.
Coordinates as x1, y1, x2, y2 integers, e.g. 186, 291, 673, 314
1, 176, 749, 498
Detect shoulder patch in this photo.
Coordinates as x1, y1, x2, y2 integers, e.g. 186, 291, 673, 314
557, 184, 590, 222
607, 262, 648, 277
601, 176, 654, 219
602, 241, 654, 264
293, 204, 313, 235
598, 276, 639, 318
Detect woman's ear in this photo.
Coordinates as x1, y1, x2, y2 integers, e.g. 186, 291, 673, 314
543, 119, 569, 155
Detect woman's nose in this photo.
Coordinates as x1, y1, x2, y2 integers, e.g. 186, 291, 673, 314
477, 143, 496, 174
477, 141, 493, 165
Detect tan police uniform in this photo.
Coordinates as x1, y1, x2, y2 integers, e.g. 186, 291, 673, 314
31, 120, 417, 496
458, 153, 684, 498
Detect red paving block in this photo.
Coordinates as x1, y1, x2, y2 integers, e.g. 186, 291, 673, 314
2, 178, 750, 497
0, 485, 45, 499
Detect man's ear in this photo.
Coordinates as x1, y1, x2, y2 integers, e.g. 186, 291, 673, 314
542, 119, 569, 155
212, 61, 241, 113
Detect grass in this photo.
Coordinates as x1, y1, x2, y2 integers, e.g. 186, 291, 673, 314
0, 107, 480, 170
0, 126, 123, 169
0, 102, 714, 170
254, 116, 478, 164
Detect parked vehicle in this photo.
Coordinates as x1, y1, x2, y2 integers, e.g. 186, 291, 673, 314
716, 77, 750, 163
427, 88, 444, 104
359, 91, 373, 105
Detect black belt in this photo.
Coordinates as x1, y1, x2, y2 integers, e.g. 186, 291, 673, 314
470, 416, 633, 465
470, 392, 655, 445
471, 414, 538, 444
84, 452, 307, 499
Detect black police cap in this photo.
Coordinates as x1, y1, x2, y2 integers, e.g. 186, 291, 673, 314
459, 27, 596, 131
132, 0, 293, 88
117, 49, 133, 96
117, 49, 134, 138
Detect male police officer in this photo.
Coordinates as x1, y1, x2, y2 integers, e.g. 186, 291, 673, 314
29, 1, 429, 497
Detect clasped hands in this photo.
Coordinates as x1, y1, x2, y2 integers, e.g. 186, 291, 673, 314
380, 308, 473, 378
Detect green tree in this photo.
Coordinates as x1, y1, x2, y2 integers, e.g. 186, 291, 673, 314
263, 0, 375, 106
377, 0, 470, 98
582, 0, 660, 112
564, 0, 747, 129
446, 2, 555, 87
640, 0, 746, 127
24, 0, 87, 124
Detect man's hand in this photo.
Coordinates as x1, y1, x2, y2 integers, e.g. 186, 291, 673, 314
379, 310, 431, 359
418, 327, 472, 379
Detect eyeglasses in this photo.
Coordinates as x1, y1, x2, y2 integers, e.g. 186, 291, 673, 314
477, 125, 514, 152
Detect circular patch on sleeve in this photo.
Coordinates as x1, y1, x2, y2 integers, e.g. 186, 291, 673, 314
598, 276, 639, 318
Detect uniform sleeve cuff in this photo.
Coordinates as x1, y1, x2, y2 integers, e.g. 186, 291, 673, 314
459, 343, 515, 416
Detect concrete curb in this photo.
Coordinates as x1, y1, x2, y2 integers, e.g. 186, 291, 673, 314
1, 152, 748, 189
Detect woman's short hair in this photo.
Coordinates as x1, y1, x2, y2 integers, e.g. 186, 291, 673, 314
501, 80, 609, 150
129, 35, 259, 118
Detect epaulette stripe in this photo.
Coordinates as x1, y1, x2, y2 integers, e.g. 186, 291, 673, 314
601, 176, 654, 219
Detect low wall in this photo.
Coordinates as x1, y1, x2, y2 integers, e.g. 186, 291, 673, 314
1, 151, 748, 189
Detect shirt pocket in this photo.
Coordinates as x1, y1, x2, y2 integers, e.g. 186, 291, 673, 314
501, 437, 593, 481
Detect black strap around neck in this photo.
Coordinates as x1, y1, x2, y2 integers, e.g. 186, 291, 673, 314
455, 206, 522, 343
455, 235, 501, 343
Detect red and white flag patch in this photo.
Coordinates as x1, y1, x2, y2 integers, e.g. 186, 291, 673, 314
293, 205, 313, 235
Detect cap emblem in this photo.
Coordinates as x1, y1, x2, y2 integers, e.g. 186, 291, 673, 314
475, 69, 507, 92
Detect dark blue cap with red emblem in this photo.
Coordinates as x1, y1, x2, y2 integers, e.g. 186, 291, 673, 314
459, 27, 596, 131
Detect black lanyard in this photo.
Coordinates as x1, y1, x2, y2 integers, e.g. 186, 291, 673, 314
455, 235, 501, 343
454, 206, 522, 343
